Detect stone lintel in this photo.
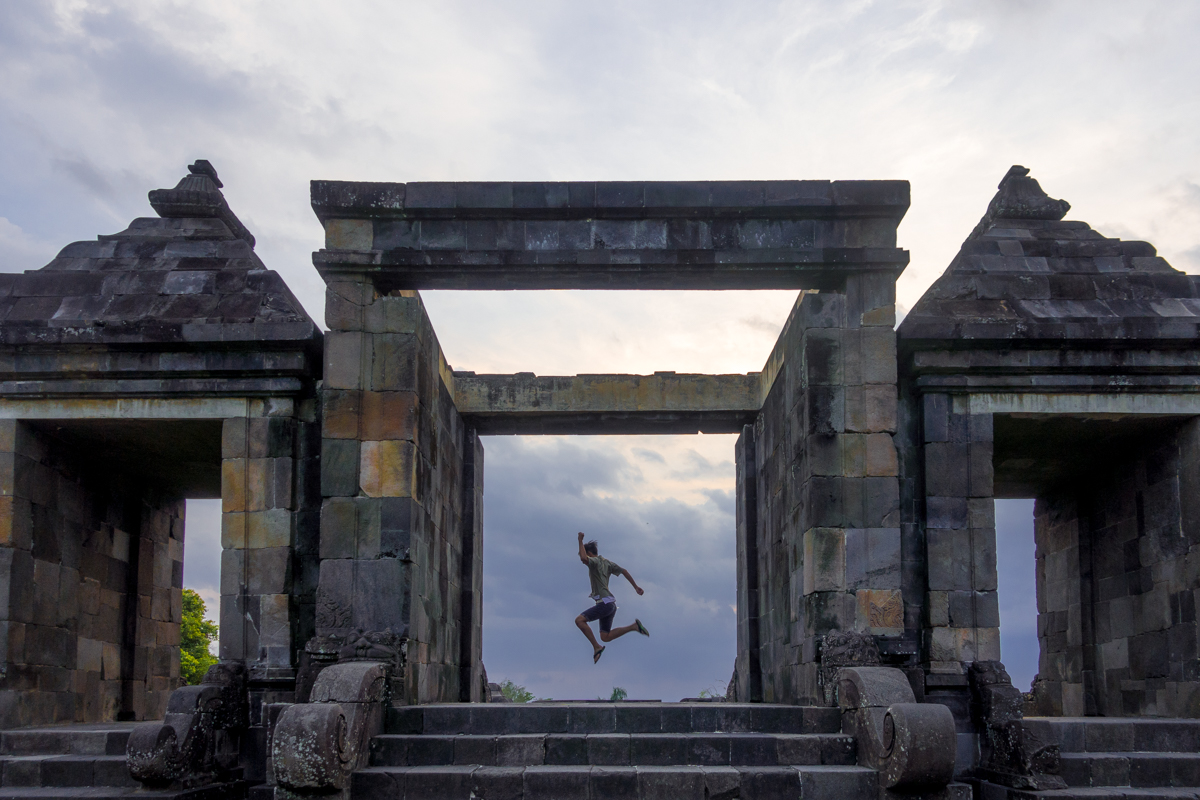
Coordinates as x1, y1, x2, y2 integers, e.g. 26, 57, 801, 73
453, 371, 760, 434
964, 392, 1200, 417
310, 179, 912, 222
313, 249, 908, 291
0, 396, 292, 419
310, 179, 910, 290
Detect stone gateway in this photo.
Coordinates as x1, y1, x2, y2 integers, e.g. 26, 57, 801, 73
0, 162, 1197, 799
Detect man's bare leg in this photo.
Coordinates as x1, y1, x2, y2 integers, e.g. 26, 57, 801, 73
600, 623, 638, 642
575, 615, 603, 654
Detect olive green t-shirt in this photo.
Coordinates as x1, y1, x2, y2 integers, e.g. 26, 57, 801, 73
587, 556, 624, 600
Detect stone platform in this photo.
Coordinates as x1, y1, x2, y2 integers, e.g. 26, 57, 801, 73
0, 722, 244, 800
974, 718, 1200, 800
352, 702, 877, 799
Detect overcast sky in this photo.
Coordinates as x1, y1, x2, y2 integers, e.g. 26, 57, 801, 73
5, 1, 1199, 699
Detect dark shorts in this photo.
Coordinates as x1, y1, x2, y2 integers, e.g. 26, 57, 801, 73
580, 601, 617, 633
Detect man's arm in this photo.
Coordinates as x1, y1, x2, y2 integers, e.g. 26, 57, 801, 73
577, 531, 589, 564
621, 569, 645, 596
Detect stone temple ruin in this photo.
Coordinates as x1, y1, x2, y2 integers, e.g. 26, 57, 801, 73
0, 162, 1199, 799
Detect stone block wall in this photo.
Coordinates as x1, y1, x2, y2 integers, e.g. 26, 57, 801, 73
1030, 418, 1200, 717
0, 420, 182, 727
920, 397, 1000, 673
318, 283, 481, 705
220, 410, 303, 681
736, 273, 901, 704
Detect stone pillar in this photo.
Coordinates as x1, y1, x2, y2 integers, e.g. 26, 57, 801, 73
734, 424, 762, 702
920, 395, 999, 672
747, 271, 902, 705
220, 410, 298, 680
317, 278, 473, 705
458, 428, 484, 703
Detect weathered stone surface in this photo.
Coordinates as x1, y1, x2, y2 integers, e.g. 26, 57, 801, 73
311, 180, 910, 290
453, 372, 760, 434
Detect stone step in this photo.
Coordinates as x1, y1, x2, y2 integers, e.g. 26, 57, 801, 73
351, 763, 878, 800
370, 732, 856, 768
0, 781, 244, 800
977, 786, 1200, 800
1058, 752, 1200, 789
1025, 717, 1200, 754
0, 756, 137, 788
386, 703, 840, 736
0, 729, 133, 758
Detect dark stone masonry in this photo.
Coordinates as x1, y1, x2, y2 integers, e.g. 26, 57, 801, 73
0, 162, 1198, 799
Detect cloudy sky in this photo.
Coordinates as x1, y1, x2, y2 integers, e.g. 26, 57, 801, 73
4, 0, 1199, 698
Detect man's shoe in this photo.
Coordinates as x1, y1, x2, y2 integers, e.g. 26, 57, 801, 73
593, 646, 605, 664
635, 619, 649, 637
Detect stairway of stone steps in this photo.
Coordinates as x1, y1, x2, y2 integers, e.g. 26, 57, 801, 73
977, 717, 1200, 800
352, 702, 878, 800
0, 723, 241, 800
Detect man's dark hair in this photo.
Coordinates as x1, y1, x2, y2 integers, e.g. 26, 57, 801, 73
584, 540, 598, 556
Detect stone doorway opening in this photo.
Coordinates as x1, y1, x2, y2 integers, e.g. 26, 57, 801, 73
479, 433, 738, 703
993, 413, 1199, 717
2, 418, 222, 725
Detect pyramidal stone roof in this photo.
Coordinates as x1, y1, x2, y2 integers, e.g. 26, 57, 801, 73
899, 166, 1200, 345
0, 160, 319, 347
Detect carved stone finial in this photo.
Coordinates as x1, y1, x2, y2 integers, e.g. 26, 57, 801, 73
968, 660, 1065, 790
148, 161, 255, 246
188, 159, 223, 188
962, 165, 1071, 245
818, 629, 880, 705
988, 165, 1071, 221
836, 666, 957, 789
126, 662, 248, 788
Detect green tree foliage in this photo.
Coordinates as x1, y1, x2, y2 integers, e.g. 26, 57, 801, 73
609, 686, 628, 701
180, 589, 219, 685
500, 679, 535, 703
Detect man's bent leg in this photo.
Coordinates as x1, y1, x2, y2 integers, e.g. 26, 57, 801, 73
576, 614, 602, 652
600, 622, 639, 642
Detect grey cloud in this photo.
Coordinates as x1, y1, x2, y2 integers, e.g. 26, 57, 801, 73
669, 449, 734, 481
700, 488, 735, 518
632, 447, 666, 464
740, 315, 783, 335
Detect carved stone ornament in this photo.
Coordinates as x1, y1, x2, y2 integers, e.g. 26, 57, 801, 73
968, 661, 1065, 790
126, 662, 249, 787
337, 628, 406, 666
837, 666, 957, 789
819, 629, 881, 706
272, 661, 390, 800
966, 165, 1071, 242
148, 160, 256, 246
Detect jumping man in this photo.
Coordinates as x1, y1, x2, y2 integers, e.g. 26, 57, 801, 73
575, 531, 649, 663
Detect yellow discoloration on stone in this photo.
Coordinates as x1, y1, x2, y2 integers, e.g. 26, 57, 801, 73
325, 218, 373, 250
359, 440, 415, 497
221, 460, 246, 513
857, 589, 903, 634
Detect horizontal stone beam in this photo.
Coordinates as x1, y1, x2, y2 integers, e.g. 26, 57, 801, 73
452, 372, 761, 435
310, 180, 909, 290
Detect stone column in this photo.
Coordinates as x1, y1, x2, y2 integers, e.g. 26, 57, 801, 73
734, 424, 762, 702
318, 277, 472, 705
748, 271, 903, 705
219, 407, 299, 680
920, 394, 999, 671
